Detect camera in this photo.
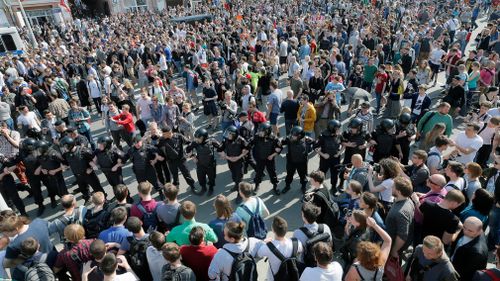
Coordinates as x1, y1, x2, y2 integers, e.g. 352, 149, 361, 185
373, 163, 381, 173
336, 164, 351, 175
468, 108, 480, 115
343, 207, 352, 217
218, 101, 228, 111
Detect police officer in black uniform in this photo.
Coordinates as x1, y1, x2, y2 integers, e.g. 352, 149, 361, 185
281, 126, 313, 194
314, 120, 343, 194
394, 112, 416, 164
236, 112, 257, 173
158, 126, 196, 190
341, 117, 371, 164
16, 138, 47, 215
186, 128, 220, 195
370, 118, 401, 163
126, 134, 164, 194
218, 125, 249, 193
0, 154, 27, 216
252, 122, 281, 195
60, 136, 105, 202
37, 140, 68, 207
92, 136, 125, 187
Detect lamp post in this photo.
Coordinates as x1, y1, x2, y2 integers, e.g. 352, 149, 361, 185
16, 0, 38, 48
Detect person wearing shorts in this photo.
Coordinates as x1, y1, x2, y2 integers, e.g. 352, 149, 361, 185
267, 80, 282, 136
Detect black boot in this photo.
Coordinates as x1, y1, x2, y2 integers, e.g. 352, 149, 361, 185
50, 197, 57, 208
200, 185, 207, 195
273, 184, 280, 196
282, 185, 291, 194
301, 184, 307, 194
207, 186, 214, 196
253, 184, 259, 195
37, 205, 46, 216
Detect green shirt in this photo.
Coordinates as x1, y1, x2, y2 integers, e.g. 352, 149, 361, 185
363, 65, 378, 82
417, 111, 454, 137
166, 219, 218, 246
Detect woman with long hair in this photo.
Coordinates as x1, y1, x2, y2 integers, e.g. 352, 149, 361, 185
419, 122, 446, 151
460, 188, 495, 228
344, 217, 392, 281
367, 158, 401, 210
339, 210, 371, 270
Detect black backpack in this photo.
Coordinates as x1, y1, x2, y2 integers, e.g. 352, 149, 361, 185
267, 238, 305, 281
223, 240, 258, 281
161, 263, 194, 281
127, 236, 153, 280
240, 199, 268, 239
136, 203, 159, 233
300, 224, 332, 267
83, 208, 110, 239
164, 208, 181, 232
18, 256, 55, 281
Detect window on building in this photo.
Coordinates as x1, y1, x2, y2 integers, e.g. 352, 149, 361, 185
0, 35, 16, 53
126, 0, 148, 12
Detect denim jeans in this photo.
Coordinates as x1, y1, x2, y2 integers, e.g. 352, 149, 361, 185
488, 205, 500, 250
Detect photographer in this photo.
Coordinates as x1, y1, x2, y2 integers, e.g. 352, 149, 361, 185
465, 101, 492, 124
219, 91, 238, 131
401, 150, 430, 193
367, 158, 401, 210
314, 91, 340, 137
341, 154, 369, 192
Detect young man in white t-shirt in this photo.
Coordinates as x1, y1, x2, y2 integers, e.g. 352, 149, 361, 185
299, 242, 343, 281
16, 105, 41, 132
257, 216, 304, 281
450, 123, 483, 164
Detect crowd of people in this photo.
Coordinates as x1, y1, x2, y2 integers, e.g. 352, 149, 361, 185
0, 0, 499, 280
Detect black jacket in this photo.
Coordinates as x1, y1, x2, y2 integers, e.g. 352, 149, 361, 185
450, 233, 488, 281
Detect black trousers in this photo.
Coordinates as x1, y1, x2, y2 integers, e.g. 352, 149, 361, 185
75, 172, 104, 200
92, 97, 102, 114
197, 164, 216, 188
26, 174, 49, 206
155, 160, 171, 184
319, 156, 340, 192
45, 171, 68, 198
0, 175, 26, 215
110, 130, 123, 149
285, 160, 308, 187
134, 167, 161, 191
228, 160, 244, 186
254, 158, 278, 185
103, 169, 124, 187
475, 144, 492, 168
167, 159, 195, 187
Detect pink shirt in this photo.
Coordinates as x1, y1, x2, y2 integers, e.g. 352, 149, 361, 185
414, 189, 448, 224
130, 199, 159, 220
480, 68, 495, 86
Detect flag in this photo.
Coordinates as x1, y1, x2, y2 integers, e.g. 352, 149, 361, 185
60, 0, 71, 13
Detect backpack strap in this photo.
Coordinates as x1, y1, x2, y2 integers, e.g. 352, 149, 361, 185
483, 269, 500, 281
240, 204, 255, 217
354, 264, 366, 281
478, 122, 488, 135
173, 208, 181, 225
299, 227, 314, 239
291, 238, 298, 257
317, 224, 324, 234
267, 241, 286, 262
136, 203, 150, 215
418, 111, 436, 133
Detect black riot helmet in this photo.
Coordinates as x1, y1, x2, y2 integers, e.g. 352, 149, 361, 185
194, 128, 209, 144
60, 136, 75, 152
398, 113, 412, 126
327, 119, 342, 134
290, 126, 305, 140
257, 122, 272, 138
22, 138, 37, 152
379, 118, 395, 132
348, 117, 363, 131
97, 136, 113, 150
223, 125, 239, 141
36, 140, 50, 155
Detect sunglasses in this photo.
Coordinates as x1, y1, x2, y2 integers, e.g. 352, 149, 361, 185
427, 178, 438, 186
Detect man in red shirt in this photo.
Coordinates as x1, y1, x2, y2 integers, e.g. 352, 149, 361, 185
180, 226, 218, 281
111, 104, 135, 146
374, 64, 388, 115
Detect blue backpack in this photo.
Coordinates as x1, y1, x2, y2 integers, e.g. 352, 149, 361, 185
136, 203, 159, 233
240, 199, 267, 239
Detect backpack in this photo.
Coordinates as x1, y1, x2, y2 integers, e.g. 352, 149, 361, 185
416, 111, 436, 140
161, 263, 194, 281
164, 208, 181, 232
58, 206, 86, 243
313, 190, 340, 232
223, 240, 258, 281
136, 203, 159, 233
127, 236, 152, 280
267, 238, 305, 281
300, 224, 332, 267
83, 208, 110, 239
19, 261, 56, 281
240, 199, 268, 239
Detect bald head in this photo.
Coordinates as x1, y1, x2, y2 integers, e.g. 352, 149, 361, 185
428, 174, 447, 191
351, 154, 363, 168
286, 90, 294, 99
463, 217, 483, 238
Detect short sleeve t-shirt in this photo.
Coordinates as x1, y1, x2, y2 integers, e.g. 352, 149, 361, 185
420, 201, 460, 239
454, 132, 483, 164
267, 91, 282, 114
235, 197, 268, 231
378, 178, 394, 203
375, 72, 389, 93
5, 219, 54, 260
430, 49, 446, 65
299, 262, 343, 281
